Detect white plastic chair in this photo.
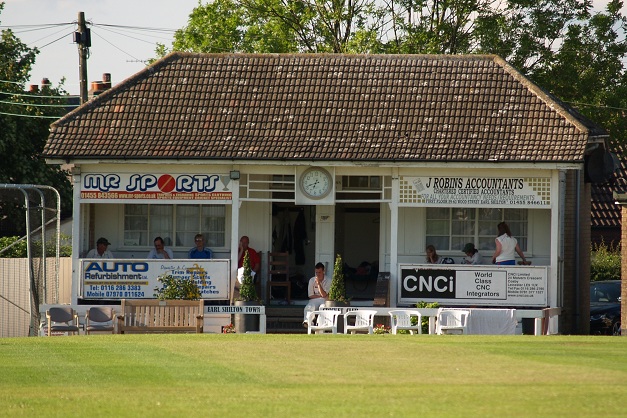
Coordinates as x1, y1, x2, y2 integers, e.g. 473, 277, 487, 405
389, 309, 422, 335
436, 309, 470, 335
344, 309, 377, 334
307, 310, 341, 334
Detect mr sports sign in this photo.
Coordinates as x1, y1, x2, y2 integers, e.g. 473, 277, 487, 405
398, 264, 547, 307
79, 173, 234, 201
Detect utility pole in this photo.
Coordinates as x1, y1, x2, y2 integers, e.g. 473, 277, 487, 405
74, 11, 91, 105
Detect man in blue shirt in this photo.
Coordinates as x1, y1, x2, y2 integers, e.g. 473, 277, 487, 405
188, 234, 213, 259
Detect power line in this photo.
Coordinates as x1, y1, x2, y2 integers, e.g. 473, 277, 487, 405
0, 23, 74, 29
0, 99, 73, 108
91, 31, 144, 63
0, 110, 62, 119
567, 101, 627, 112
92, 24, 174, 43
38, 30, 76, 50
89, 23, 177, 34
0, 90, 79, 99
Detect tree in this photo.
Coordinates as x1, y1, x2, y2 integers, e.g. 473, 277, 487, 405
0, 2, 73, 235
156, 0, 383, 56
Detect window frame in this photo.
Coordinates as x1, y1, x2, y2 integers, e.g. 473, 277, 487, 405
120, 203, 229, 250
425, 207, 530, 254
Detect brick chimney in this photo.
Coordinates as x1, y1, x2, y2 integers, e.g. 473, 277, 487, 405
89, 73, 112, 98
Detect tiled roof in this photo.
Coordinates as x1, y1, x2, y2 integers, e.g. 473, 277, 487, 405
44, 53, 602, 162
591, 140, 627, 229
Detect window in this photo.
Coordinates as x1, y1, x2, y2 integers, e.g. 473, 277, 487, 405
123, 204, 226, 248
426, 208, 528, 252
341, 176, 381, 189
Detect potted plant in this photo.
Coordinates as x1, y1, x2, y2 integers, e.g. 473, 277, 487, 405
234, 250, 260, 333
154, 274, 201, 300
325, 254, 349, 307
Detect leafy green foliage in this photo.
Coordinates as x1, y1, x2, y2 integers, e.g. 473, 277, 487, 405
415, 301, 440, 334
590, 241, 621, 282
0, 235, 72, 257
238, 249, 258, 302
328, 253, 347, 302
154, 274, 201, 300
0, 4, 73, 234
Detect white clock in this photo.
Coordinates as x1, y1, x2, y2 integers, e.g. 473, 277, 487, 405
299, 167, 333, 199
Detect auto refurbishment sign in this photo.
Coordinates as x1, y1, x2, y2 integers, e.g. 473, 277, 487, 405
401, 176, 550, 207
80, 259, 230, 300
398, 264, 547, 307
80, 173, 233, 202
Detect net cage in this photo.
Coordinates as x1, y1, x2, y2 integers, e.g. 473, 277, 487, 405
0, 185, 63, 337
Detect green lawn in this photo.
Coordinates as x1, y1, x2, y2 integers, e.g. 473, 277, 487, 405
0, 334, 625, 417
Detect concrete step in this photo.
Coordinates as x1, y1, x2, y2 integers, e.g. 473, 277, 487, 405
265, 305, 306, 334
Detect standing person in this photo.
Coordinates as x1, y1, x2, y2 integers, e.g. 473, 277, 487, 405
188, 234, 213, 259
303, 262, 332, 327
147, 236, 173, 259
86, 237, 113, 258
238, 235, 261, 296
462, 243, 482, 265
491, 222, 526, 265
237, 236, 260, 275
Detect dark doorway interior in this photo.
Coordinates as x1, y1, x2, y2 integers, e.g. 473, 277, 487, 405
335, 203, 380, 300
270, 203, 315, 300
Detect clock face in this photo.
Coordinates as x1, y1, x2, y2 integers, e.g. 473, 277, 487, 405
300, 168, 332, 199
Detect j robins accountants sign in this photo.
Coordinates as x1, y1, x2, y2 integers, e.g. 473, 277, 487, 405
79, 173, 234, 201
402, 176, 551, 207
80, 259, 230, 300
398, 264, 548, 307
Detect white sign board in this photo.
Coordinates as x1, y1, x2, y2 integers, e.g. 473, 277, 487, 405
398, 264, 548, 307
80, 173, 233, 202
80, 259, 230, 300
402, 176, 550, 207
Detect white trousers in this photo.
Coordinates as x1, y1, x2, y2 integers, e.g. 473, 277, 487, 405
304, 298, 326, 322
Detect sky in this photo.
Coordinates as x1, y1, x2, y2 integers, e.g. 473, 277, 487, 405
1, 0, 199, 95
0, 0, 624, 96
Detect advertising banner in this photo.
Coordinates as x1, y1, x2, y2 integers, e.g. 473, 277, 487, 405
398, 264, 547, 307
401, 176, 550, 207
80, 259, 230, 300
80, 173, 233, 202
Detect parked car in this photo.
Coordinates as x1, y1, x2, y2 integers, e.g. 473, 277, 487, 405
590, 280, 621, 336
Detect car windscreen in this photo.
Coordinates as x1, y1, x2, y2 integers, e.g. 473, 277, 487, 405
590, 282, 621, 303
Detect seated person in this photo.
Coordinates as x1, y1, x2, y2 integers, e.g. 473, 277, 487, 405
86, 237, 113, 258
426, 245, 454, 264
147, 236, 173, 259
462, 243, 482, 265
303, 262, 332, 327
188, 234, 213, 259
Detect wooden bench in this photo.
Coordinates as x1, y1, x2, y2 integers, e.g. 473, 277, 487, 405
117, 299, 204, 334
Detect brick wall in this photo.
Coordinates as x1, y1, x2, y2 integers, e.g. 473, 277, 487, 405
561, 171, 591, 334
621, 206, 627, 336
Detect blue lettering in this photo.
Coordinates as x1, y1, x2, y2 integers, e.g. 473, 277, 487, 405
176, 174, 219, 192
83, 174, 120, 192
85, 262, 149, 273
126, 174, 158, 192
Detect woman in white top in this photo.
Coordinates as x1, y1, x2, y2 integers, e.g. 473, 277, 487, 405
491, 222, 526, 265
